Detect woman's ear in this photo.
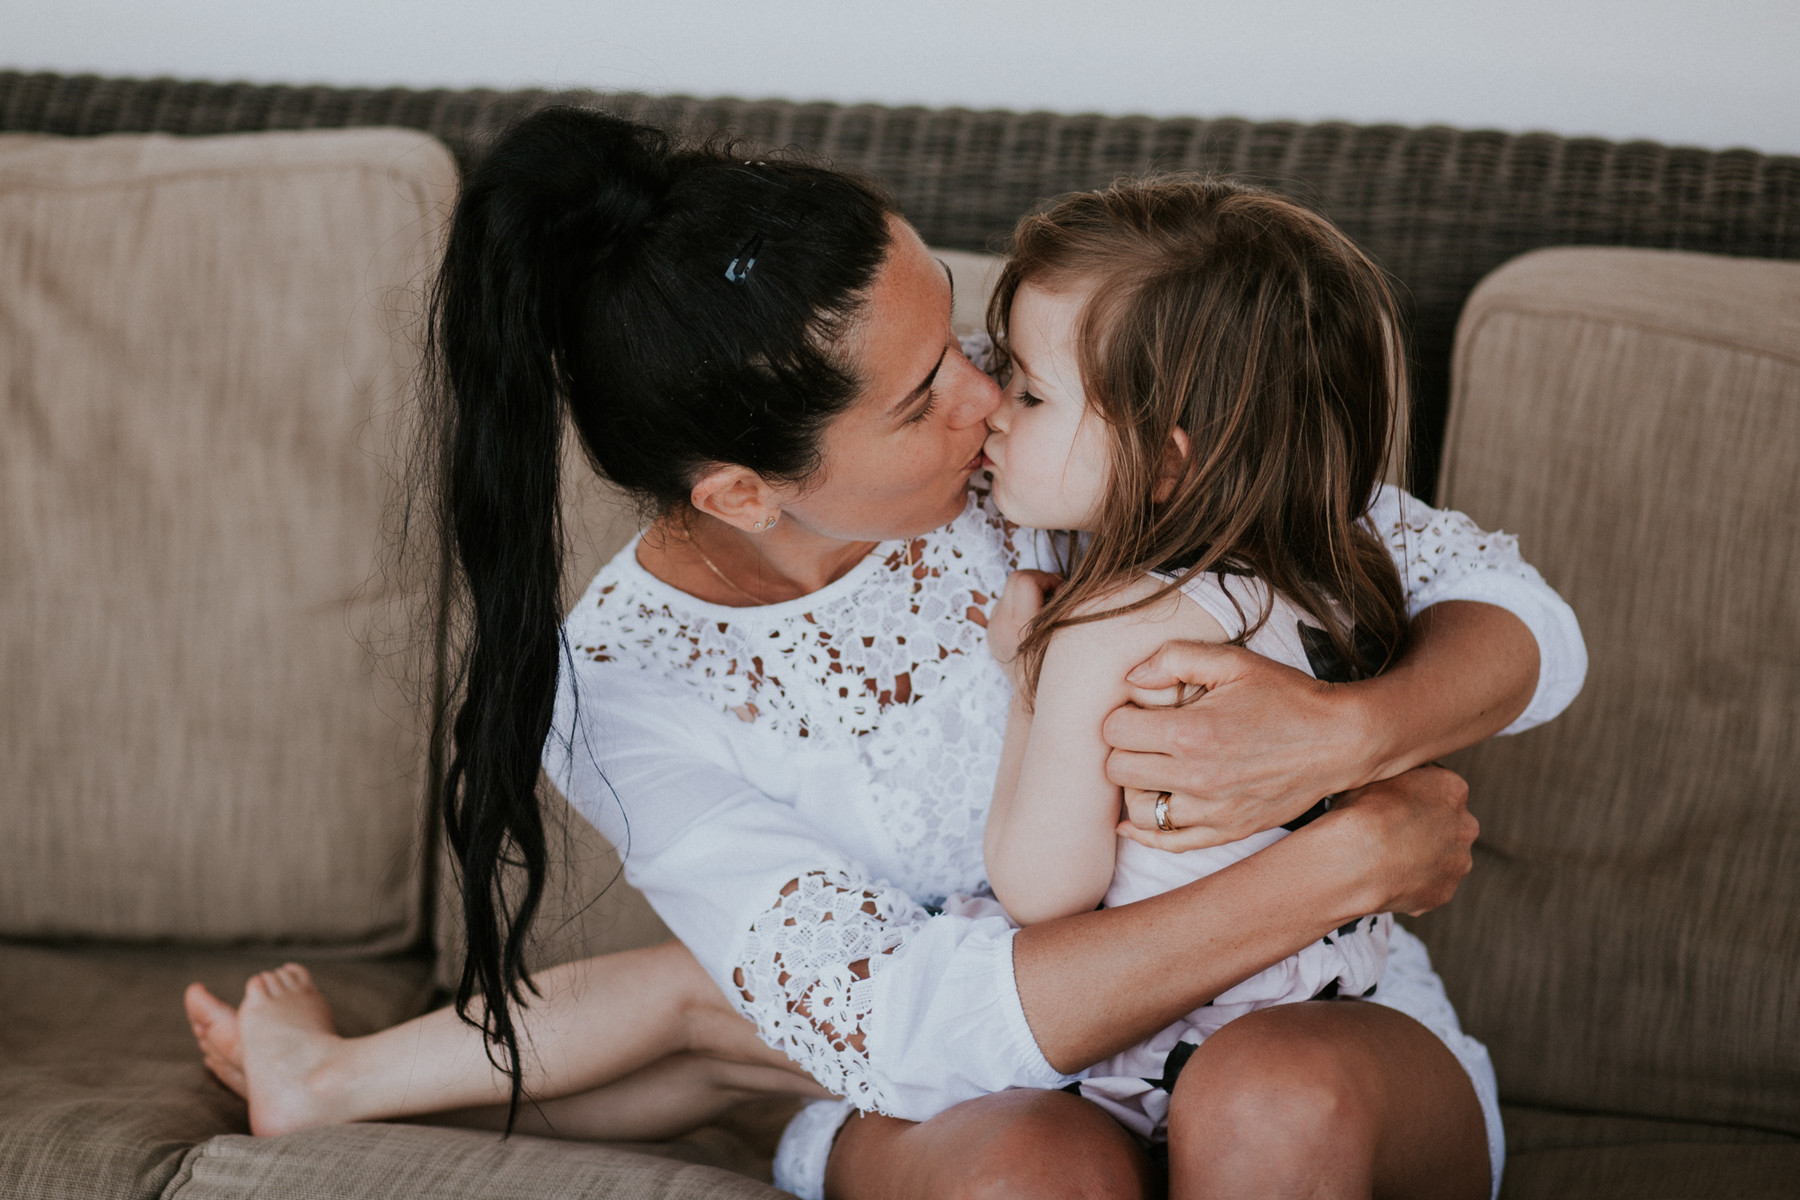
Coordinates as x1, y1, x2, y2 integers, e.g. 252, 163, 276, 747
690, 465, 784, 532
1152, 427, 1191, 504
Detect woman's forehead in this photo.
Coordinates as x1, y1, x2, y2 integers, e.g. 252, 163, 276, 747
844, 219, 953, 402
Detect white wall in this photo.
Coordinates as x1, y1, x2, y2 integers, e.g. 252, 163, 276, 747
10, 0, 1799, 155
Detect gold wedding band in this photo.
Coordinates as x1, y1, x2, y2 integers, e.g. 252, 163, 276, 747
1154, 793, 1175, 833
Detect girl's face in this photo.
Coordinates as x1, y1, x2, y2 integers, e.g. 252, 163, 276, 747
983, 281, 1112, 531
776, 216, 1003, 541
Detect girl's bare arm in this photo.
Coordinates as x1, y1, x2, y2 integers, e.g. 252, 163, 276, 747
986, 577, 1224, 925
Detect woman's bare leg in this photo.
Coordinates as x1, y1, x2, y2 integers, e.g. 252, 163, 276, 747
423, 1052, 830, 1141
184, 941, 814, 1137
1166, 1001, 1489, 1200
825, 1089, 1157, 1200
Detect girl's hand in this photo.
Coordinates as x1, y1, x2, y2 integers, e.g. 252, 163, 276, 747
1323, 765, 1478, 916
988, 570, 1063, 686
1105, 640, 1375, 851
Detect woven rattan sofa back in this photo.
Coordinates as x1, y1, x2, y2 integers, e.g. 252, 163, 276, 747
7, 70, 1795, 491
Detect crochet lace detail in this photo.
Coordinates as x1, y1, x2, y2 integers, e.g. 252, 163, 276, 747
732, 870, 928, 1112
573, 489, 1018, 900
1369, 490, 1535, 602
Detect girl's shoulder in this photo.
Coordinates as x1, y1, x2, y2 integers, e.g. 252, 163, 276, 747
1038, 572, 1228, 682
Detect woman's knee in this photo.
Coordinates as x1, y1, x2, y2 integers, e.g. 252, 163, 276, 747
831, 1090, 1153, 1200
941, 1093, 1150, 1200
1168, 1005, 1381, 1164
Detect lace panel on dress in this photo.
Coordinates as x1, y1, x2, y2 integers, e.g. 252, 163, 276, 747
573, 495, 1016, 743
1368, 492, 1535, 601
732, 870, 928, 1112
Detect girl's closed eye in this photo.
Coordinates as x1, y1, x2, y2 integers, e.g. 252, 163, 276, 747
1017, 390, 1045, 409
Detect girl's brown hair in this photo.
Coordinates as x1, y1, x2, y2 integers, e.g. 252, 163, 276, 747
989, 176, 1410, 698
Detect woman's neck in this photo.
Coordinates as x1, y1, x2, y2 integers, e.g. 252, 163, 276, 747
637, 512, 879, 607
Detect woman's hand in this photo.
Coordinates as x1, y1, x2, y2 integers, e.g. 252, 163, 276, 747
987, 570, 1062, 688
1322, 765, 1478, 916
1104, 640, 1377, 851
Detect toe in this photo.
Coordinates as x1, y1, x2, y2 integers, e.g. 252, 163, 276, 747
185, 982, 229, 1027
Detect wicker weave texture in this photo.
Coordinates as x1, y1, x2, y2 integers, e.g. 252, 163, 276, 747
6, 70, 1796, 488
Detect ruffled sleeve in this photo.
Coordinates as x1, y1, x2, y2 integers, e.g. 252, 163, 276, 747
1365, 485, 1586, 732
547, 661, 1073, 1120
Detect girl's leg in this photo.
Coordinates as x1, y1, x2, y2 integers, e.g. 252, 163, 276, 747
825, 1089, 1157, 1200
184, 940, 817, 1137
1165, 1000, 1490, 1200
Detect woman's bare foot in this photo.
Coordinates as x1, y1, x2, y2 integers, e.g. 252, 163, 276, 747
185, 964, 347, 1136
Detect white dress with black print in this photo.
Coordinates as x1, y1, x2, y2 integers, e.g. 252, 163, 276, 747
1071, 569, 1393, 1140
544, 482, 1582, 1200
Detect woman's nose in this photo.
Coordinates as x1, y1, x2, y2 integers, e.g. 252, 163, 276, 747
947, 357, 1003, 429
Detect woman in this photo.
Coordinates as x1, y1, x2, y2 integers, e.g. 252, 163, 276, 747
188, 108, 1582, 1200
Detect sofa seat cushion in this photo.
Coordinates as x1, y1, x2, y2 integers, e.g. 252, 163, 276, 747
1501, 1142, 1800, 1199
0, 129, 455, 948
1502, 1104, 1800, 1155
1422, 247, 1800, 1132
0, 940, 436, 1200
161, 1123, 784, 1200
1, 940, 793, 1199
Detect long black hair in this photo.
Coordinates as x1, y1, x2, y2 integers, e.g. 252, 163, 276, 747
424, 106, 894, 1121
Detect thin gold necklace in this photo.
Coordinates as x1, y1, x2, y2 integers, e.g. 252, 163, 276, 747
686, 527, 919, 607
689, 536, 770, 606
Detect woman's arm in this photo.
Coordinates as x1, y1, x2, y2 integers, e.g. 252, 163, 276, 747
1014, 765, 1477, 1072
555, 647, 1476, 1123
1105, 487, 1584, 850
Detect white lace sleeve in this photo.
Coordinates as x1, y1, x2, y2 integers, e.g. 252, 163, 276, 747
732, 870, 928, 1109
728, 873, 1073, 1119
727, 874, 921, 1108
549, 668, 1068, 1121
1366, 485, 1587, 732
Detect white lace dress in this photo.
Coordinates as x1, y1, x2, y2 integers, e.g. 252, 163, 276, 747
544, 481, 1583, 1200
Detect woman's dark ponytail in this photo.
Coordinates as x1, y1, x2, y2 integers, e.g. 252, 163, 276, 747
424, 108, 894, 1124
429, 110, 671, 1121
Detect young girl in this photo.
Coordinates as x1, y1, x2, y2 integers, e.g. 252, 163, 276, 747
979, 176, 1413, 1142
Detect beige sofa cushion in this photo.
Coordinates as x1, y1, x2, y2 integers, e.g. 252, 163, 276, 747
0, 941, 436, 1200
1421, 247, 1800, 1132
0, 130, 455, 945
163, 1124, 784, 1200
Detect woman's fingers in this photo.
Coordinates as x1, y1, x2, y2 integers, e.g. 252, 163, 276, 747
1122, 638, 1252, 691
1104, 639, 1365, 831
1115, 816, 1237, 853
1116, 788, 1258, 848
1328, 766, 1477, 916
989, 570, 1066, 671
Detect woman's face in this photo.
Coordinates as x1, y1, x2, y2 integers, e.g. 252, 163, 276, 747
983, 281, 1112, 531
775, 216, 1001, 541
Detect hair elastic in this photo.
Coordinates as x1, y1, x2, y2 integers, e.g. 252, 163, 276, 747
725, 233, 765, 284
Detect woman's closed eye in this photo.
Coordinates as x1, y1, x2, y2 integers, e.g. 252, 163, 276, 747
902, 390, 939, 425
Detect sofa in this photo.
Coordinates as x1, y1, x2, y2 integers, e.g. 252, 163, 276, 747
1, 70, 1795, 1199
